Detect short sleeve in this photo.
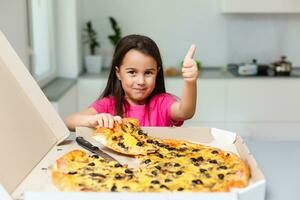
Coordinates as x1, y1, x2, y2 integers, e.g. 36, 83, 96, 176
90, 97, 115, 114
160, 93, 184, 127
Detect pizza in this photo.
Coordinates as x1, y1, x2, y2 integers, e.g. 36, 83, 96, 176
51, 118, 250, 192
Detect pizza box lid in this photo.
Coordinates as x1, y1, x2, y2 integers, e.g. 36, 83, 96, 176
0, 31, 70, 194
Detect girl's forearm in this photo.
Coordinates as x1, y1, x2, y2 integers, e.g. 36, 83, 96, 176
178, 81, 197, 119
64, 113, 92, 131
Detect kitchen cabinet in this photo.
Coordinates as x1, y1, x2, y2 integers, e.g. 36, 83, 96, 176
222, 0, 300, 13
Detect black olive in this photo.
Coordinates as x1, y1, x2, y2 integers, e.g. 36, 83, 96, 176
114, 163, 122, 168
209, 159, 218, 164
200, 168, 207, 173
218, 174, 225, 180
219, 166, 227, 170
111, 184, 117, 192
88, 162, 95, 166
156, 153, 164, 159
177, 187, 184, 191
160, 184, 169, 189
68, 171, 77, 175
164, 178, 172, 183
114, 174, 123, 180
197, 156, 204, 162
190, 158, 198, 162
166, 147, 176, 151
192, 179, 203, 185
112, 136, 117, 140
136, 141, 144, 146
151, 180, 160, 184
178, 147, 187, 152
138, 130, 144, 135
125, 169, 133, 174
174, 163, 181, 167
122, 186, 130, 190
192, 149, 199, 152
144, 159, 151, 164
211, 150, 219, 154
151, 171, 158, 176
155, 165, 162, 170
118, 142, 126, 148
89, 173, 106, 178
91, 154, 99, 159
158, 143, 166, 148
176, 171, 183, 175
193, 163, 200, 167
146, 139, 154, 143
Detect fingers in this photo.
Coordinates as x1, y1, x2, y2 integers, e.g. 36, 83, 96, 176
93, 114, 122, 129
184, 44, 196, 60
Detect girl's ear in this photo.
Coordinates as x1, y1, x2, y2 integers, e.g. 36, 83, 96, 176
115, 66, 121, 80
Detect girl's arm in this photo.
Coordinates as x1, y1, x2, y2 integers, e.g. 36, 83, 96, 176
170, 44, 198, 121
64, 108, 122, 131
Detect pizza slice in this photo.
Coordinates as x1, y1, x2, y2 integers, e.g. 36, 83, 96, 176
93, 118, 157, 155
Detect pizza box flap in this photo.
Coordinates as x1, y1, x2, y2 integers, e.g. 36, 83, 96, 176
0, 31, 70, 193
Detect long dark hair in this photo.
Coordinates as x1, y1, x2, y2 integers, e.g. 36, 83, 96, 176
100, 34, 166, 117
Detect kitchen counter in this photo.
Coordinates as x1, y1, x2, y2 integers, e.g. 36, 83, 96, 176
246, 139, 300, 200
79, 68, 300, 80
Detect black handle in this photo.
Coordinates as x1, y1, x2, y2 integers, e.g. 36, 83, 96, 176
76, 136, 99, 152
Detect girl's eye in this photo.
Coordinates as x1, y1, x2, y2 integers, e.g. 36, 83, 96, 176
145, 71, 154, 75
127, 71, 136, 75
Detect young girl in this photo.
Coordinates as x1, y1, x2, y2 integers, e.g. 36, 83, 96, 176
65, 34, 199, 131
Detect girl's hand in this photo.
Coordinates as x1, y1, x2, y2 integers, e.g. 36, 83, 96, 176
182, 44, 199, 83
88, 113, 122, 129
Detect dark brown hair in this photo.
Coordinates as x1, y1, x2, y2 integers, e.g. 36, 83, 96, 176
100, 34, 166, 117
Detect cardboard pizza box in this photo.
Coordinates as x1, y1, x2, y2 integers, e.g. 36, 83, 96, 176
0, 31, 266, 200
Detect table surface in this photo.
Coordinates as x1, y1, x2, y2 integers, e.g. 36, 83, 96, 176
246, 139, 300, 200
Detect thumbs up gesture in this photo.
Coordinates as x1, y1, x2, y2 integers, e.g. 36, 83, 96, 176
182, 44, 199, 83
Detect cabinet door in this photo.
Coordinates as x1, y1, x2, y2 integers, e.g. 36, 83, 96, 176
226, 79, 300, 122
222, 0, 300, 13
77, 79, 107, 111
165, 78, 226, 122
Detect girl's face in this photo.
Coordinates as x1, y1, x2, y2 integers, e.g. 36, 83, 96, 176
116, 49, 158, 105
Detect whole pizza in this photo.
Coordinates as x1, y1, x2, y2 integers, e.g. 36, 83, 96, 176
52, 118, 250, 192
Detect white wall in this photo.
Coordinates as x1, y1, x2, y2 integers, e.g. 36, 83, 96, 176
79, 0, 300, 67
0, 0, 29, 68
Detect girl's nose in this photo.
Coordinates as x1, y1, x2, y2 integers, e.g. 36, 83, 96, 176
137, 75, 145, 85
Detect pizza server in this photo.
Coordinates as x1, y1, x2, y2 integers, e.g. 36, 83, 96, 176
76, 136, 118, 162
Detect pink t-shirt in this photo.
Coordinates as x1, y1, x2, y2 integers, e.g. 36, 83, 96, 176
90, 93, 184, 127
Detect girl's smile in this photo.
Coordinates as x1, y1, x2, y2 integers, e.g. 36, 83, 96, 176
116, 49, 158, 105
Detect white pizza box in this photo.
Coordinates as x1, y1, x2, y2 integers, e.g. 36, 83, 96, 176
0, 30, 266, 200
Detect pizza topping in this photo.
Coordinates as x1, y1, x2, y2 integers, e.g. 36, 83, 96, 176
200, 168, 207, 173
164, 178, 172, 182
218, 174, 225, 180
209, 159, 218, 164
160, 184, 169, 189
89, 173, 106, 178
176, 170, 183, 175
211, 150, 219, 154
88, 162, 95, 166
192, 179, 203, 185
114, 163, 122, 168
125, 169, 133, 174
155, 165, 161, 170
90, 155, 99, 159
111, 184, 117, 192
68, 171, 77, 175
177, 187, 184, 191
136, 141, 144, 146
151, 180, 160, 184
219, 166, 227, 170
144, 159, 151, 164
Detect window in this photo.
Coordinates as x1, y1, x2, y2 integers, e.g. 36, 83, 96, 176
28, 0, 56, 87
